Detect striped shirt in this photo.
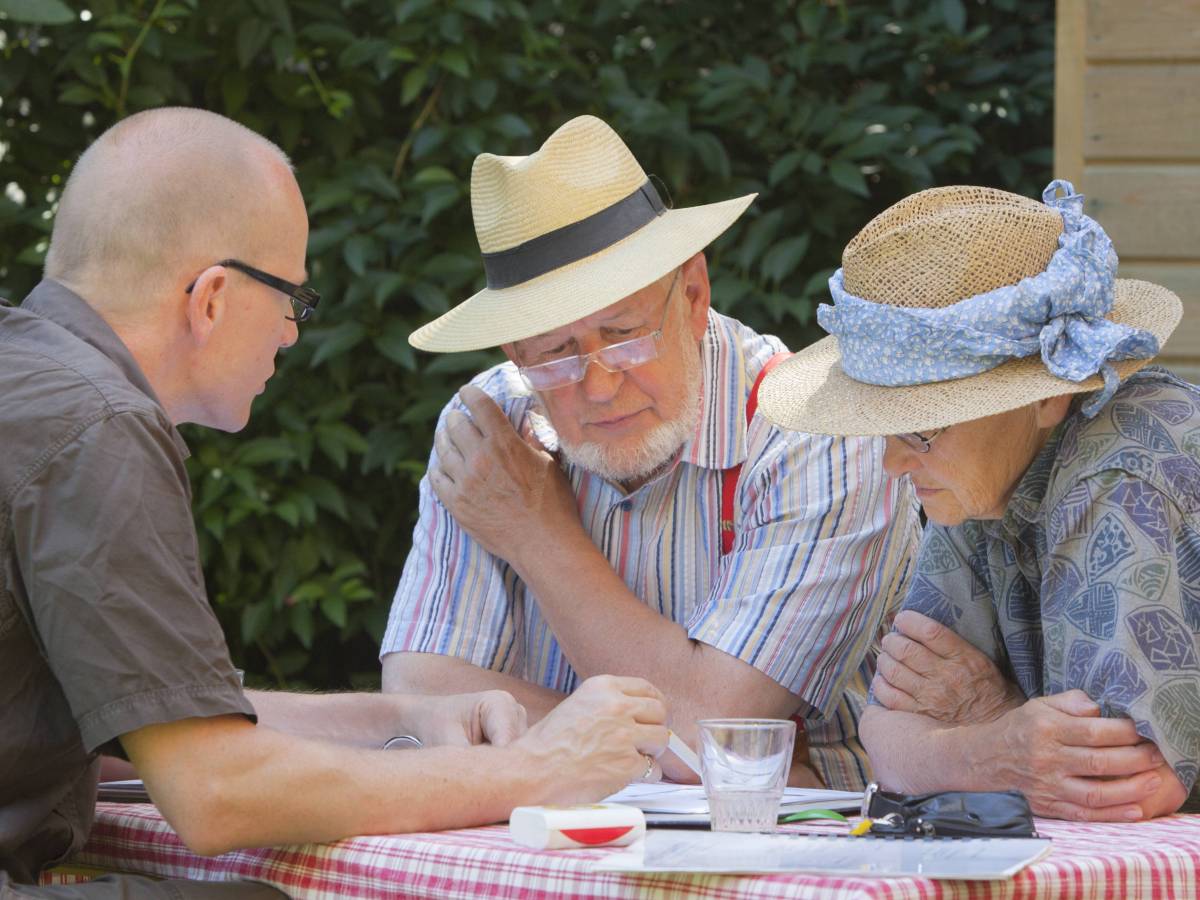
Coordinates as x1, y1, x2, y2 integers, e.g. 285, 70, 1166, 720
382, 310, 921, 789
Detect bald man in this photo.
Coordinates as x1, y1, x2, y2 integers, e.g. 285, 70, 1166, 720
0, 108, 668, 900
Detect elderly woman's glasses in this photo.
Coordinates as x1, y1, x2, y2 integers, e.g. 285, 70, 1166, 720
517, 269, 680, 391
896, 427, 947, 453
186, 259, 320, 323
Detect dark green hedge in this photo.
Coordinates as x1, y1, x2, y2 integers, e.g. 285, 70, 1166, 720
0, 0, 1053, 689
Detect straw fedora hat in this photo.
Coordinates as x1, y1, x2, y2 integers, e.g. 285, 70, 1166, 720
408, 115, 755, 352
757, 184, 1183, 436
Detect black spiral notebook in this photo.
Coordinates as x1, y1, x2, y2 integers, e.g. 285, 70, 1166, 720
97, 779, 150, 803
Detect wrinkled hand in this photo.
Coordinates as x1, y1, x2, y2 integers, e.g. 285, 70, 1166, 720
429, 385, 580, 566
515, 675, 670, 804
873, 610, 1024, 725
411, 690, 528, 748
977, 690, 1166, 821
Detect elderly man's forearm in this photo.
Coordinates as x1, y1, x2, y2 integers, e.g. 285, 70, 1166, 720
381, 652, 564, 722
511, 528, 801, 742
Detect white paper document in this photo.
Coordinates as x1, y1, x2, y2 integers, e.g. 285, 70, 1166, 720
603, 783, 862, 825
594, 830, 1052, 880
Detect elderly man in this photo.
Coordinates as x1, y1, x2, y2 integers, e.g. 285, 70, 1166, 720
0, 108, 668, 899
381, 115, 920, 787
757, 180, 1197, 820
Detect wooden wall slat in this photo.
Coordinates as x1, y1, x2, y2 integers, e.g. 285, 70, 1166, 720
1086, 0, 1200, 60
1060, 2, 1200, 382
1119, 263, 1200, 372
1084, 64, 1200, 158
1055, 0, 1086, 184
1083, 166, 1200, 259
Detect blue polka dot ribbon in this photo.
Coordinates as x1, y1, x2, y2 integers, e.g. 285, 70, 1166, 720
817, 180, 1160, 417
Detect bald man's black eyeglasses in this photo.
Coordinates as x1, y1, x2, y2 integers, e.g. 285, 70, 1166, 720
186, 259, 320, 323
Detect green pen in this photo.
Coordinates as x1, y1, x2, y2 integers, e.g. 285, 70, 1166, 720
779, 809, 849, 824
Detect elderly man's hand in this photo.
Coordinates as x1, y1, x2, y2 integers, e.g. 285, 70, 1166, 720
429, 385, 580, 565
409, 690, 528, 748
976, 690, 1167, 821
873, 610, 1024, 725
514, 675, 670, 803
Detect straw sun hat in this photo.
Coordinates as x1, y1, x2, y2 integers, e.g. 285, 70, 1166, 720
757, 184, 1183, 436
408, 115, 755, 352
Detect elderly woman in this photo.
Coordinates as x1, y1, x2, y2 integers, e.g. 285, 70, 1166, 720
758, 181, 1197, 821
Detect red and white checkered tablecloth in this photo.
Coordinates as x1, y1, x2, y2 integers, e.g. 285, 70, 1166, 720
41, 803, 1200, 899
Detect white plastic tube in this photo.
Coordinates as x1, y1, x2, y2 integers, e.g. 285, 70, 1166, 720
509, 803, 646, 850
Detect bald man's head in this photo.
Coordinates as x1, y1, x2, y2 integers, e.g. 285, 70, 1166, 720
45, 107, 300, 317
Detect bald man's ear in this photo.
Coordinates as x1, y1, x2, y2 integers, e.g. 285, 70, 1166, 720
185, 267, 227, 346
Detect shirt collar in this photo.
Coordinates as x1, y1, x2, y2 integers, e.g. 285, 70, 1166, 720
20, 280, 184, 453
680, 311, 747, 471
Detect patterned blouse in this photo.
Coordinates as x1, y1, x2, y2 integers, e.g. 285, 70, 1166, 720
902, 367, 1200, 794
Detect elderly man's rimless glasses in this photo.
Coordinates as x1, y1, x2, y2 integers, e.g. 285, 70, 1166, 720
517, 269, 681, 392
896, 427, 947, 453
186, 259, 320, 323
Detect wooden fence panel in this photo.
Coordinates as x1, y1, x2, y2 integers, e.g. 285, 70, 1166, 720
1084, 166, 1200, 259
1086, 0, 1200, 60
1084, 65, 1200, 158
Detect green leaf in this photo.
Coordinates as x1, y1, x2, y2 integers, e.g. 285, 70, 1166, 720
400, 66, 429, 105
241, 601, 274, 644
320, 595, 348, 628
274, 500, 301, 527
125, 85, 167, 109
86, 32, 125, 51
760, 233, 811, 285
309, 321, 368, 368
290, 602, 314, 648
0, 0, 75, 24
374, 321, 417, 370
396, 0, 437, 25
412, 165, 456, 185
768, 150, 806, 188
440, 48, 470, 78
469, 78, 497, 111
342, 234, 375, 276
302, 476, 350, 519
941, 0, 967, 35
237, 437, 297, 466
828, 160, 870, 198
339, 39, 387, 70
221, 71, 249, 114
492, 113, 532, 140
797, 2, 825, 38
420, 184, 459, 227
733, 208, 785, 271
58, 85, 102, 105
236, 18, 273, 68
300, 23, 356, 44
456, 0, 496, 22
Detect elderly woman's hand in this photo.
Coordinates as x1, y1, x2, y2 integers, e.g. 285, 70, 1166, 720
872, 610, 1025, 725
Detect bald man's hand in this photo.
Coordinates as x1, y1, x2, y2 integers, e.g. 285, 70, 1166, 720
429, 384, 581, 566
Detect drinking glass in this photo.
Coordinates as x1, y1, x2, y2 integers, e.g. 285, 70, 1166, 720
697, 718, 796, 833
